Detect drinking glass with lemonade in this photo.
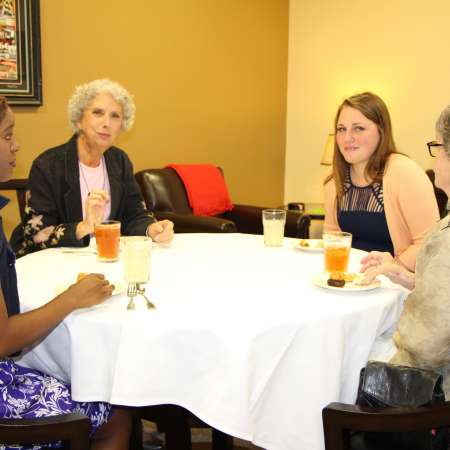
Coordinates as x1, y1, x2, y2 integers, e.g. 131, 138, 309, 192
123, 237, 152, 283
122, 237, 153, 310
262, 209, 286, 247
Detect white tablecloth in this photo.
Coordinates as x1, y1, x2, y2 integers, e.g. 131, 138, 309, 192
15, 233, 407, 450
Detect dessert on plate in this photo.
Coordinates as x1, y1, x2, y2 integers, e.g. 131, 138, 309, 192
327, 272, 370, 288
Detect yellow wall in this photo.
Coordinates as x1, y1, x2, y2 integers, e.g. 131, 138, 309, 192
285, 0, 450, 204
2, 0, 289, 237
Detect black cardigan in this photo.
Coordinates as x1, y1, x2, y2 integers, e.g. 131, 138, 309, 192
14, 135, 155, 256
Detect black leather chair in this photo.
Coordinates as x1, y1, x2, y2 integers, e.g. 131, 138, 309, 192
0, 413, 90, 450
426, 169, 448, 218
135, 167, 310, 238
322, 401, 450, 450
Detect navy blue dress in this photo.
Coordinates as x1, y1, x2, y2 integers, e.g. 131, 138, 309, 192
337, 169, 394, 254
0, 195, 111, 449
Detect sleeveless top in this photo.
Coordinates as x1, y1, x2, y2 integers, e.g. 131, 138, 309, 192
0, 195, 19, 317
337, 168, 394, 254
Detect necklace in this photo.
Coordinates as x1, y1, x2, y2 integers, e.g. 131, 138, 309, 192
79, 157, 107, 194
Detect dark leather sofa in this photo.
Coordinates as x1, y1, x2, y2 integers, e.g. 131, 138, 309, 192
135, 167, 311, 238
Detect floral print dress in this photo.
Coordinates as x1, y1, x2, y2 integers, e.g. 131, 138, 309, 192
0, 359, 111, 449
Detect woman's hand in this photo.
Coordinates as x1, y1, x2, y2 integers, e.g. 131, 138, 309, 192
147, 220, 174, 243
85, 189, 110, 230
360, 251, 394, 273
76, 190, 110, 239
360, 251, 415, 290
0, 273, 115, 357
62, 274, 114, 309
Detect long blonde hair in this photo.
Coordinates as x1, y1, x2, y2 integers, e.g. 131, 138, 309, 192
324, 92, 398, 200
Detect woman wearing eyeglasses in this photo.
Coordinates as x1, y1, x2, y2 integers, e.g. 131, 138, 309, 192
361, 105, 450, 394
324, 92, 439, 271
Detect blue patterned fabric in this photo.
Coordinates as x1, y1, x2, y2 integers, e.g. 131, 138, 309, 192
338, 168, 394, 254
0, 198, 112, 449
0, 360, 112, 449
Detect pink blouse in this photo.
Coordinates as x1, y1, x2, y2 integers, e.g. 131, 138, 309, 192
79, 157, 111, 221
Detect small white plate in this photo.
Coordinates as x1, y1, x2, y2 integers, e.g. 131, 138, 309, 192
295, 239, 324, 252
312, 274, 381, 292
54, 280, 127, 297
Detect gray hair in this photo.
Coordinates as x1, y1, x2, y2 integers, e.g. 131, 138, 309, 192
436, 105, 450, 156
68, 79, 135, 133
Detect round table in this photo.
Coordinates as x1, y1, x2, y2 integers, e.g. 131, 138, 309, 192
16, 233, 407, 450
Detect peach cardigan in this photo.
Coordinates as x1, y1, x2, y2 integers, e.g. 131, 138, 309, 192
324, 154, 440, 271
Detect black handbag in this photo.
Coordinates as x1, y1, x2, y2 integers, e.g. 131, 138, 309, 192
356, 361, 448, 450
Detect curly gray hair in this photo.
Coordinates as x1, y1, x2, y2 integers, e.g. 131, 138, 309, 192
436, 105, 450, 156
68, 79, 135, 133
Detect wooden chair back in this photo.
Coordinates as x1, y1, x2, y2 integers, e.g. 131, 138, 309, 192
0, 413, 90, 450
0, 178, 28, 222
323, 401, 450, 450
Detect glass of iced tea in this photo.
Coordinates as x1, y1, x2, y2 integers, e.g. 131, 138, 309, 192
94, 220, 121, 262
323, 231, 352, 274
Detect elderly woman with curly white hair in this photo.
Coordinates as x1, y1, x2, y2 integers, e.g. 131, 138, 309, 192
14, 79, 173, 256
361, 104, 450, 395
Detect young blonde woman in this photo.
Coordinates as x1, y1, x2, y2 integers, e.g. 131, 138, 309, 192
324, 92, 439, 271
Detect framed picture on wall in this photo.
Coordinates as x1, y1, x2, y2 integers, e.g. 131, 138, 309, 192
0, 0, 41, 105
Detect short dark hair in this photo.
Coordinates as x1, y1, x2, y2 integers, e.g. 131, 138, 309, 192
0, 96, 8, 124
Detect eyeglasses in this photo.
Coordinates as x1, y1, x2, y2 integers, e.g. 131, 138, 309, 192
427, 141, 444, 157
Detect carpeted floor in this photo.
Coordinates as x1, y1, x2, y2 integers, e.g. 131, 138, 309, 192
143, 420, 265, 450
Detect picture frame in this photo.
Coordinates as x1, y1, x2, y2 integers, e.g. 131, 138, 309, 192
0, 0, 41, 105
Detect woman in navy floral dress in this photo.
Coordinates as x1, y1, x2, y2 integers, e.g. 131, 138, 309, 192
0, 97, 131, 449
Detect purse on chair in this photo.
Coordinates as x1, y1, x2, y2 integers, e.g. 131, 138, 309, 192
356, 361, 448, 450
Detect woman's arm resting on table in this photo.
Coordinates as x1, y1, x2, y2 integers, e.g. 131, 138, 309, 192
18, 163, 88, 256
360, 251, 415, 290
0, 274, 113, 358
